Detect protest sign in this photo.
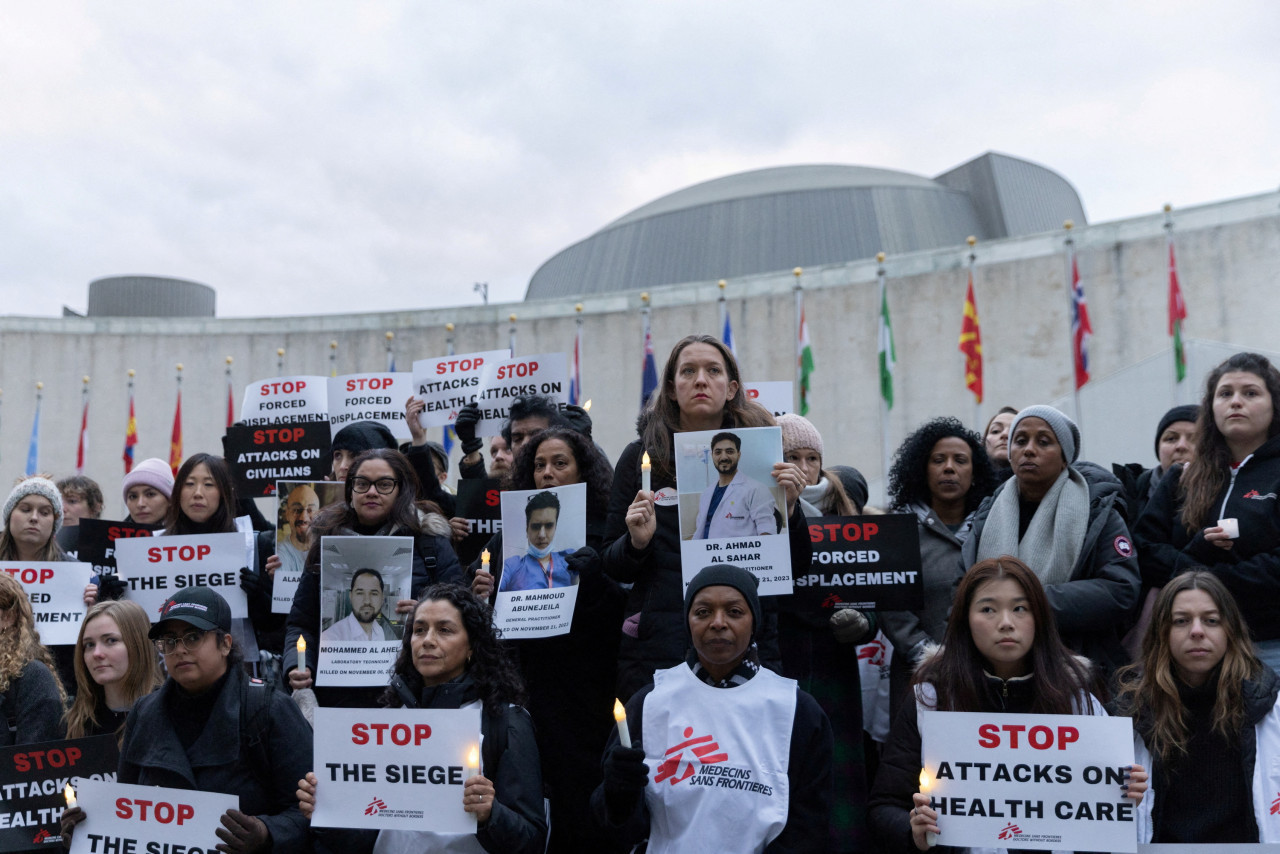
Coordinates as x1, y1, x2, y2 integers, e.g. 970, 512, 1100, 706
919, 709, 1137, 853
317, 536, 413, 687
744, 381, 793, 418
471, 353, 570, 436
0, 563, 93, 645
240, 375, 329, 426
68, 778, 237, 854
272, 481, 345, 614
328, 372, 414, 439
223, 418, 332, 497
115, 533, 249, 621
412, 350, 510, 430
74, 520, 158, 581
674, 426, 792, 595
453, 479, 502, 561
312, 707, 481, 833
492, 483, 585, 639
0, 734, 118, 851
786, 514, 924, 611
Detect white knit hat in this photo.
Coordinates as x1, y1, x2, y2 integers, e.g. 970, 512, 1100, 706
3, 477, 64, 536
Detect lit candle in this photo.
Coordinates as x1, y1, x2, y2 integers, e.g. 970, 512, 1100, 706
582, 399, 592, 412
612, 698, 632, 749
641, 452, 651, 495
466, 745, 480, 778
918, 768, 937, 847
480, 549, 490, 573
296, 636, 306, 658
64, 783, 76, 808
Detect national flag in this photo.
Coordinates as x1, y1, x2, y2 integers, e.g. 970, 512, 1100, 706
75, 399, 89, 475
640, 312, 658, 411
169, 391, 183, 476
1168, 236, 1188, 383
959, 273, 983, 403
569, 322, 583, 406
226, 379, 235, 428
721, 307, 737, 361
797, 301, 814, 416
878, 274, 896, 409
387, 350, 396, 373
1070, 251, 1093, 389
25, 396, 41, 476
123, 393, 138, 473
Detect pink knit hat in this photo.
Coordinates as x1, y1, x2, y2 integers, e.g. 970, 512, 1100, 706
121, 457, 175, 502
778, 413, 824, 458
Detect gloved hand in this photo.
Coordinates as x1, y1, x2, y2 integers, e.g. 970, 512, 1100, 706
829, 608, 870, 644
216, 809, 270, 853
564, 546, 599, 578
60, 805, 86, 849
602, 745, 649, 822
454, 403, 483, 455
239, 566, 264, 598
97, 573, 127, 601
562, 404, 593, 439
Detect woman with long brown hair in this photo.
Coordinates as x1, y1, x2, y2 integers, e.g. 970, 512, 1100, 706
1136, 352, 1280, 669
602, 334, 810, 700
0, 572, 65, 745
1117, 570, 1279, 843
64, 600, 162, 739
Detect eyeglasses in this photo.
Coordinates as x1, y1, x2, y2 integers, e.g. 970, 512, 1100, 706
352, 476, 398, 495
153, 629, 210, 654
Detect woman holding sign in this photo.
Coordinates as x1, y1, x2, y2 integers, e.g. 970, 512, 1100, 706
0, 572, 66, 745
1118, 570, 1280, 843
298, 583, 547, 854
868, 557, 1147, 852
604, 334, 809, 700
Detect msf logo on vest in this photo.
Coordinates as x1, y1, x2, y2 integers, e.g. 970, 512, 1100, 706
654, 727, 729, 785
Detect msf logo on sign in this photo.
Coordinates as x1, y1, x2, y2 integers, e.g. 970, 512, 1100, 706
1270, 793, 1280, 815
997, 822, 1024, 840
32, 828, 52, 844
654, 727, 729, 785
365, 797, 388, 816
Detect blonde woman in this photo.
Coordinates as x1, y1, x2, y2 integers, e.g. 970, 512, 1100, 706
64, 600, 162, 740
0, 572, 66, 745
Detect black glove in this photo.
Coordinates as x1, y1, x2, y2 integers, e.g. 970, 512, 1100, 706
564, 546, 599, 579
602, 744, 649, 822
454, 403, 483, 455
239, 566, 264, 598
562, 404, 593, 439
97, 573, 127, 601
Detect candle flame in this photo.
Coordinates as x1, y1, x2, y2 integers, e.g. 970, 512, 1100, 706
297, 636, 306, 655
641, 452, 651, 468
613, 698, 627, 723
481, 549, 490, 566
583, 399, 592, 412
919, 769, 931, 790
466, 745, 480, 768
64, 783, 75, 805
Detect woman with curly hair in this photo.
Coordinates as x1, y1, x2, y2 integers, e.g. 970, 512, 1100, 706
1135, 352, 1280, 669
882, 416, 997, 720
0, 572, 66, 745
1116, 570, 1278, 842
299, 584, 547, 854
64, 600, 162, 740
467, 426, 626, 853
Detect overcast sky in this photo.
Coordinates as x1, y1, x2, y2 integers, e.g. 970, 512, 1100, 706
3, 1, 1276, 318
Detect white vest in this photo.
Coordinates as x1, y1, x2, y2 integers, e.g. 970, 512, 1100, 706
372, 829, 485, 854
641, 664, 796, 854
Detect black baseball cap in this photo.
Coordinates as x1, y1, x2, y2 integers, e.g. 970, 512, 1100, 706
148, 586, 233, 637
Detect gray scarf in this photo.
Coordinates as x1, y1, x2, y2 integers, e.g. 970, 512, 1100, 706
975, 467, 1090, 586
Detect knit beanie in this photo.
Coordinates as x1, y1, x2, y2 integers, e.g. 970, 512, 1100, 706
684, 564, 762, 639
121, 457, 175, 503
3, 477, 64, 536
1154, 405, 1199, 458
1009, 405, 1080, 465
332, 421, 398, 454
778, 413, 824, 458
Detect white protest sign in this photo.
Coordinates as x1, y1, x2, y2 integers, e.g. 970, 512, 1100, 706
240, 375, 329, 426
312, 707, 481, 833
328, 372, 414, 439
412, 350, 510, 430
115, 533, 250, 621
472, 353, 569, 436
317, 536, 413, 687
68, 778, 237, 854
1, 563, 92, 645
919, 709, 1137, 853
674, 426, 793, 595
493, 482, 586, 639
744, 381, 793, 418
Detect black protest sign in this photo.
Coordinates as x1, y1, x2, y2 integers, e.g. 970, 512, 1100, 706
454, 479, 503, 559
787, 514, 923, 611
223, 418, 332, 497
74, 519, 160, 578
0, 734, 119, 851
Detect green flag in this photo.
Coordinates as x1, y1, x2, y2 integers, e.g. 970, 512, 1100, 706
798, 302, 814, 415
878, 275, 896, 409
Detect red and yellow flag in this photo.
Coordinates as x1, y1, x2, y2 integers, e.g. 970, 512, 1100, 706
169, 391, 183, 476
959, 273, 983, 403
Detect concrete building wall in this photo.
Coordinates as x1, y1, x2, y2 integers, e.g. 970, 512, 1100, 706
1, 191, 1277, 517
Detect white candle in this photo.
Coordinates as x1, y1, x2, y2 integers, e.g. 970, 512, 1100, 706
1218, 518, 1240, 539
641, 452, 651, 495
480, 549, 490, 572
296, 635, 306, 658
466, 745, 480, 778
613, 698, 632, 749
919, 769, 937, 847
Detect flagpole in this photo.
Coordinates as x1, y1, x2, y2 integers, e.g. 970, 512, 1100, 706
27, 381, 42, 476
329, 340, 338, 378
171, 364, 183, 476
574, 304, 584, 406
508, 314, 518, 356
793, 268, 803, 413
1163, 203, 1189, 406
966, 237, 981, 432
877, 252, 892, 505
124, 369, 136, 474
77, 375, 90, 475
1064, 221, 1082, 425
225, 356, 235, 428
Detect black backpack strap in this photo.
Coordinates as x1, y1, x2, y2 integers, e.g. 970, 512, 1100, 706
240, 675, 275, 788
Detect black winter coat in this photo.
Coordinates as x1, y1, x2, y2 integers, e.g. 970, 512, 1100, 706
0, 661, 63, 746
119, 669, 313, 852
602, 440, 812, 700
1134, 435, 1280, 640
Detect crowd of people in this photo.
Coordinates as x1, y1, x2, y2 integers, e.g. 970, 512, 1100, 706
0, 337, 1277, 851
